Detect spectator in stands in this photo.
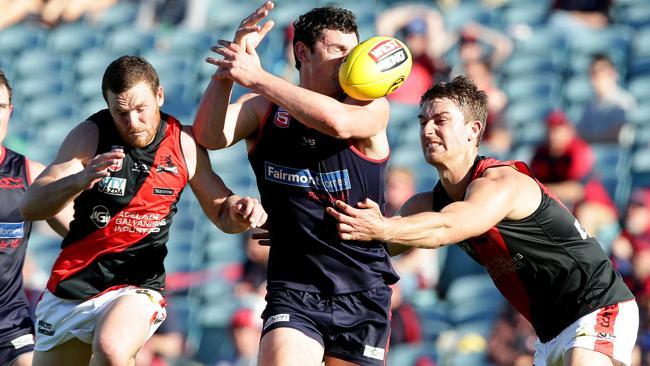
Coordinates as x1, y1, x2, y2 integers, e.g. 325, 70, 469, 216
40, 0, 117, 26
376, 4, 454, 105
611, 189, 650, 366
577, 54, 636, 144
487, 303, 536, 366
233, 229, 269, 298
215, 307, 262, 366
135, 301, 185, 366
386, 167, 438, 292
0, 0, 117, 29
455, 22, 513, 71
385, 166, 417, 218
612, 188, 650, 297
529, 110, 619, 247
389, 282, 422, 346
0, 0, 41, 29
464, 59, 511, 157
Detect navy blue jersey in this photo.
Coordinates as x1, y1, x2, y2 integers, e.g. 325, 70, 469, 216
433, 156, 634, 342
0, 147, 34, 343
249, 104, 399, 294
47, 110, 189, 300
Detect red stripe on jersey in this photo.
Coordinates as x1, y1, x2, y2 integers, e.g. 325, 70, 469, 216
348, 143, 390, 163
248, 102, 274, 156
471, 227, 532, 321
0, 146, 5, 166
46, 118, 189, 293
594, 304, 619, 357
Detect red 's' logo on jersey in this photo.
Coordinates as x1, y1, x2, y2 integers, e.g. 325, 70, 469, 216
274, 107, 290, 128
0, 177, 24, 189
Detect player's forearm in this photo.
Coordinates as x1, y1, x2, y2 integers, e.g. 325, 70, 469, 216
378, 213, 451, 249
193, 77, 234, 149
21, 174, 85, 221
251, 71, 355, 139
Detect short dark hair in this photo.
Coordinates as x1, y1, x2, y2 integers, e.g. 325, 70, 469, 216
420, 76, 488, 147
591, 53, 614, 68
0, 70, 12, 104
101, 56, 160, 102
292, 7, 358, 70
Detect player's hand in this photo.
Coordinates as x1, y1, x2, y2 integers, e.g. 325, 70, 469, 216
230, 196, 267, 229
208, 40, 263, 87
234, 1, 275, 51
326, 199, 386, 241
76, 150, 125, 190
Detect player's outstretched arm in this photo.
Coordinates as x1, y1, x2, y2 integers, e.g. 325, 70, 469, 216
26, 159, 74, 237
182, 127, 267, 233
21, 121, 125, 221
193, 1, 274, 150
327, 167, 532, 249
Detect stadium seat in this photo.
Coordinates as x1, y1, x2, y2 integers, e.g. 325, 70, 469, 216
92, 0, 140, 30
48, 22, 103, 55
499, 1, 550, 27
75, 49, 122, 80
562, 76, 593, 106
22, 96, 76, 126
105, 27, 156, 55
500, 55, 558, 80
445, 274, 505, 325
628, 76, 650, 103
164, 28, 216, 55
612, 3, 650, 28
503, 76, 560, 106
13, 76, 67, 104
13, 49, 72, 81
0, 24, 45, 54
442, 3, 492, 31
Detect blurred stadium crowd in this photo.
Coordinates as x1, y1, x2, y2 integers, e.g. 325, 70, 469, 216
1, 0, 649, 365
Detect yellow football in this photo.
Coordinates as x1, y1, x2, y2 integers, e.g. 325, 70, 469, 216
339, 36, 413, 101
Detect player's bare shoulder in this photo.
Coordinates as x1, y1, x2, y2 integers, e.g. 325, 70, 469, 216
480, 165, 541, 221
399, 191, 434, 216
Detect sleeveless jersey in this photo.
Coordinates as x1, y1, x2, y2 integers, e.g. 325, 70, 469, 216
0, 147, 34, 343
432, 156, 634, 342
46, 110, 189, 300
249, 104, 399, 294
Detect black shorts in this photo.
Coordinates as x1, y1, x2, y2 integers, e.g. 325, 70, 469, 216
261, 286, 392, 366
0, 324, 34, 366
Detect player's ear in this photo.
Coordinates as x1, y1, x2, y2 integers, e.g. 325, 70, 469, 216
156, 86, 164, 107
468, 119, 482, 142
294, 41, 310, 66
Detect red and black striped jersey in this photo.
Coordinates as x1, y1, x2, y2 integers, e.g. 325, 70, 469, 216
47, 110, 189, 300
433, 156, 634, 342
0, 147, 34, 342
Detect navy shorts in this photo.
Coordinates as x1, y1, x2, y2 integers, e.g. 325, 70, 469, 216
0, 321, 34, 366
261, 286, 392, 365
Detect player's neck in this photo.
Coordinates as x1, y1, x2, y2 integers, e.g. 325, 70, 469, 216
437, 153, 478, 201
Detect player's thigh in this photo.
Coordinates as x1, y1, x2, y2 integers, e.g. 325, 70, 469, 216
32, 337, 92, 366
93, 294, 157, 358
259, 327, 324, 366
324, 355, 361, 366
564, 347, 619, 366
10, 351, 32, 366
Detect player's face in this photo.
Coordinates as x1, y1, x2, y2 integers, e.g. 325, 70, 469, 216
304, 29, 358, 95
107, 81, 164, 148
0, 85, 12, 145
418, 98, 478, 165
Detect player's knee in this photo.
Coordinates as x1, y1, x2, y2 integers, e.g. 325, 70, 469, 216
92, 339, 132, 366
